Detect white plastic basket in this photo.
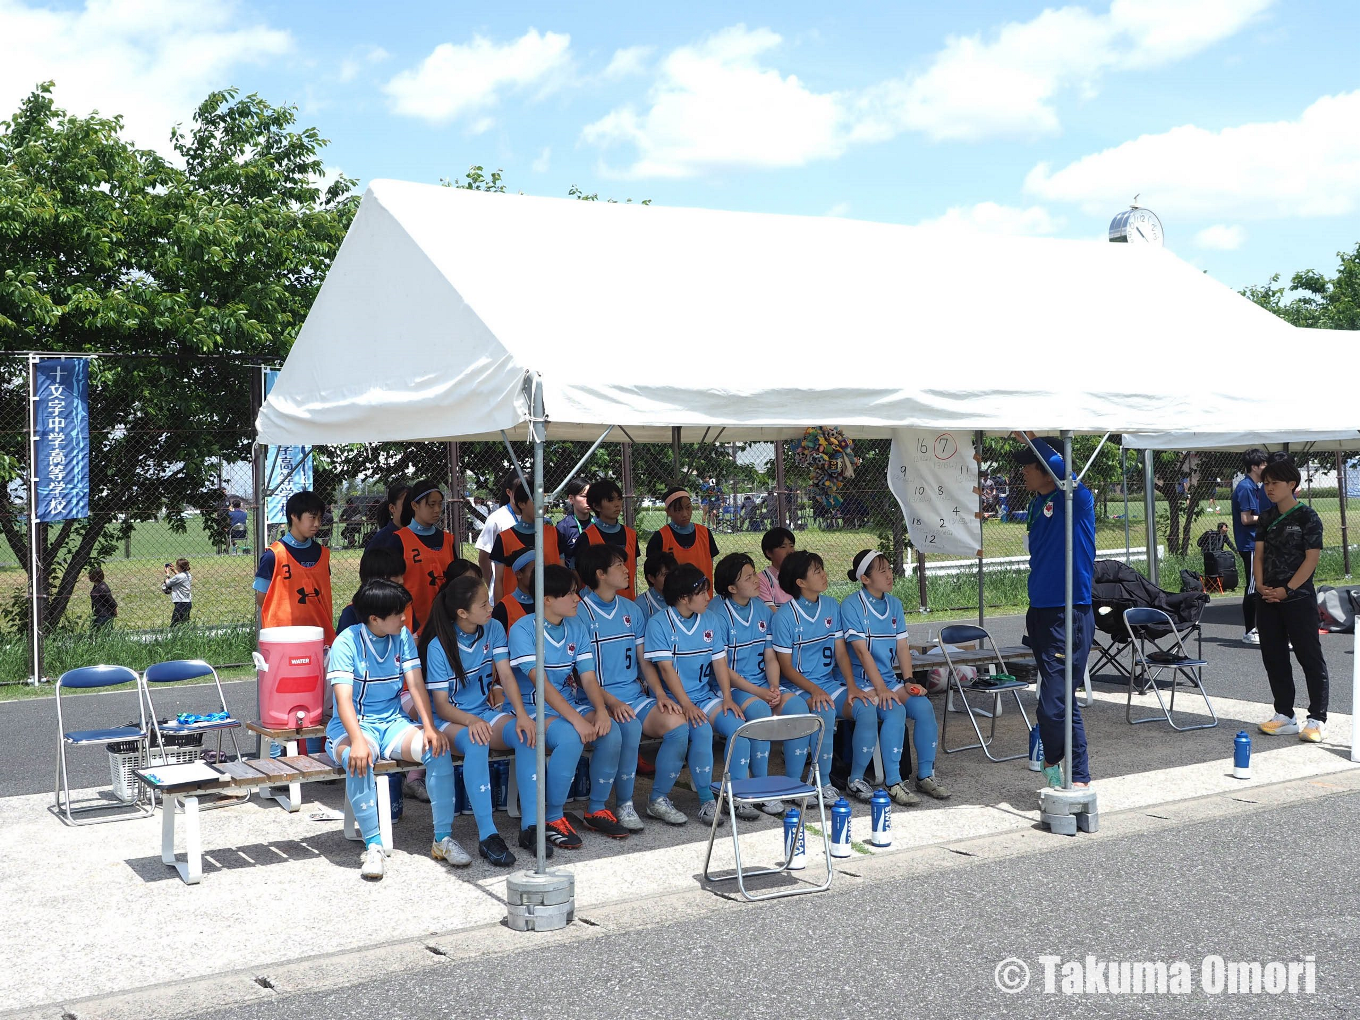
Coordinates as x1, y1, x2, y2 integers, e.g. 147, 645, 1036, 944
107, 735, 204, 803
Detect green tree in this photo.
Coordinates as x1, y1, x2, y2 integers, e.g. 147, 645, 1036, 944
1243, 244, 1360, 330
0, 84, 356, 631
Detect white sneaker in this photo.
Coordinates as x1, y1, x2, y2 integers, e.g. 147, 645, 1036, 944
646, 795, 688, 826
845, 777, 875, 802
1300, 718, 1326, 743
697, 799, 727, 826
1241, 630, 1260, 646
756, 799, 787, 817
1259, 713, 1300, 736
431, 836, 472, 867
359, 844, 385, 880
404, 777, 431, 802
615, 800, 645, 831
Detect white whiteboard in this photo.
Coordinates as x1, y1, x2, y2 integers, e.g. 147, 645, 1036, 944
887, 429, 982, 559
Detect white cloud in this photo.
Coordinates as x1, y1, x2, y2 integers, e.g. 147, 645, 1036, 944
917, 202, 1066, 236
532, 146, 551, 173
0, 0, 292, 154
581, 25, 848, 178
825, 201, 850, 217
602, 45, 653, 80
384, 28, 571, 125
582, 4, 1272, 177
855, 0, 1275, 142
1193, 224, 1246, 249
1025, 90, 1360, 220
339, 45, 390, 84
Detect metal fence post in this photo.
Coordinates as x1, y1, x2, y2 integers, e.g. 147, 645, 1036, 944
671, 427, 682, 484
1338, 452, 1351, 579
621, 441, 636, 529
447, 441, 464, 555
1143, 449, 1158, 585
916, 548, 928, 612
774, 439, 787, 529
26, 355, 43, 686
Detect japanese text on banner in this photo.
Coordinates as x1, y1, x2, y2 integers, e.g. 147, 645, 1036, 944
34, 358, 90, 522
263, 369, 312, 525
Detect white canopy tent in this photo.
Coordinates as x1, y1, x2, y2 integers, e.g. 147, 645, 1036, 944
257, 181, 1358, 882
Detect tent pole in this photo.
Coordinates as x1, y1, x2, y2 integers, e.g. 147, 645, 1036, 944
531, 379, 548, 875
975, 430, 984, 627
1062, 431, 1074, 792
251, 366, 267, 635
1143, 450, 1158, 584
1338, 452, 1351, 578
1121, 447, 1130, 564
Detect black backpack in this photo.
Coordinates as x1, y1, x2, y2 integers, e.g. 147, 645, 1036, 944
1202, 549, 1238, 590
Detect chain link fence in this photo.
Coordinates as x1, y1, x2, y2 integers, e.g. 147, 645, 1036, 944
3, 362, 1356, 684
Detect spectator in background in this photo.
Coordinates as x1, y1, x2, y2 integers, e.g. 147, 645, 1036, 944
1254, 457, 1329, 743
89, 566, 117, 630
555, 479, 591, 570
476, 469, 524, 595
162, 558, 192, 626
228, 500, 248, 555
1232, 448, 1267, 646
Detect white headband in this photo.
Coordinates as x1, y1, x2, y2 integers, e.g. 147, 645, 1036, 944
664, 489, 692, 509
855, 550, 883, 581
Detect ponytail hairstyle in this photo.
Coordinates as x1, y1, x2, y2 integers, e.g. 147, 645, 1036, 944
376, 481, 410, 529
419, 574, 490, 692
847, 549, 877, 584
400, 479, 444, 527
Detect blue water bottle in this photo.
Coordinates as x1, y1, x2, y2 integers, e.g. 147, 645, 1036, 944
490, 760, 509, 811
830, 797, 853, 858
453, 763, 468, 815
783, 806, 807, 870
1028, 723, 1044, 773
869, 789, 892, 847
1233, 730, 1252, 779
386, 773, 404, 822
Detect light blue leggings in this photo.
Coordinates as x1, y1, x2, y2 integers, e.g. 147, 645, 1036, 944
450, 728, 495, 840
710, 692, 773, 781
581, 709, 643, 813
518, 715, 583, 827
328, 718, 453, 849
845, 695, 938, 787
781, 687, 877, 785
651, 717, 716, 804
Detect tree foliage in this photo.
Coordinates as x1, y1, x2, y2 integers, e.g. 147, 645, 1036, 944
0, 83, 356, 630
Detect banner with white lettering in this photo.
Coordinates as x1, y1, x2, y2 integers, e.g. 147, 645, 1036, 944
264, 369, 312, 525
34, 358, 90, 522
887, 429, 982, 559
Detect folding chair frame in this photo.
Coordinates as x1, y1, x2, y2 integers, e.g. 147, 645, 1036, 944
1123, 607, 1218, 731
54, 665, 153, 825
703, 715, 833, 901
938, 626, 1033, 763
141, 659, 244, 766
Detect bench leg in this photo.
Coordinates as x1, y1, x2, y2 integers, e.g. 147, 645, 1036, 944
507, 763, 520, 820
376, 774, 393, 855
342, 791, 361, 841
162, 794, 203, 885
259, 738, 304, 812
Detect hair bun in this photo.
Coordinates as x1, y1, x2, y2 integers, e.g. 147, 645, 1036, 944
846, 568, 857, 582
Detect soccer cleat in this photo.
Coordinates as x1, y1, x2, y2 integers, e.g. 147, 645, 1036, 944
582, 809, 631, 839
916, 774, 952, 800
615, 800, 645, 831
431, 836, 473, 867
403, 776, 431, 802
888, 781, 920, 807
845, 777, 875, 802
818, 783, 842, 804
696, 799, 726, 826
756, 799, 787, 817
636, 753, 656, 777
546, 816, 584, 849
1300, 718, 1326, 743
646, 794, 688, 826
1259, 713, 1299, 736
478, 833, 517, 867
359, 843, 385, 880
732, 798, 761, 821
518, 826, 555, 858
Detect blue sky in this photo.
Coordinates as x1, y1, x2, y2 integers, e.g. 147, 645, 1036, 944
2, 0, 1358, 290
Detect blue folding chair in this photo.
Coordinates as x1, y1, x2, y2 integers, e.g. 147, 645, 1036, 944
54, 665, 151, 825
703, 714, 834, 901
1123, 608, 1217, 731
141, 659, 243, 765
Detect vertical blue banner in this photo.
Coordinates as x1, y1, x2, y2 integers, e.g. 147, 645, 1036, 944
34, 358, 90, 522
263, 369, 312, 525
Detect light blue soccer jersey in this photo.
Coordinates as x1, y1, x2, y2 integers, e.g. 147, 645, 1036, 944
711, 596, 774, 689
326, 624, 420, 720
508, 613, 596, 713
424, 620, 509, 714
644, 607, 725, 703
839, 590, 909, 689
577, 589, 646, 702
770, 595, 845, 693
636, 587, 667, 625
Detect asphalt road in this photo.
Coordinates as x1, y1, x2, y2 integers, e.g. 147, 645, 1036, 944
192, 787, 1360, 1020
6, 599, 1353, 798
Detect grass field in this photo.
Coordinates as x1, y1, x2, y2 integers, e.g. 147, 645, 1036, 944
2, 497, 1356, 686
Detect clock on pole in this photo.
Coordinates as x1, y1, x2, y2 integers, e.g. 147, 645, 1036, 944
1108, 199, 1164, 247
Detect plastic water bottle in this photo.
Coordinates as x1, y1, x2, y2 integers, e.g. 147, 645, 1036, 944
453, 763, 468, 815
869, 789, 892, 847
830, 798, 853, 858
490, 760, 509, 811
783, 807, 807, 870
1028, 723, 1044, 773
1233, 730, 1252, 779
387, 773, 404, 822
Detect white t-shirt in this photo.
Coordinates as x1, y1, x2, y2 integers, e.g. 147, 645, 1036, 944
475, 504, 520, 591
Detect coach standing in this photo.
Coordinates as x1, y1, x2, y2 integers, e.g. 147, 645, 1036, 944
1231, 449, 1266, 645
1015, 432, 1096, 788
